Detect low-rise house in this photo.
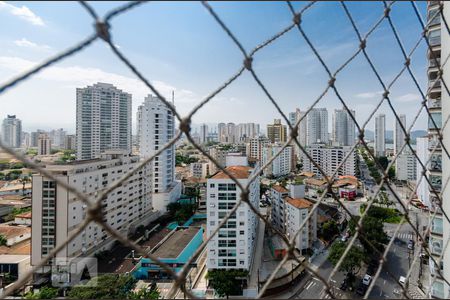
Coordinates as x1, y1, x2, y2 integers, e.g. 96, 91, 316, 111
14, 212, 31, 226
0, 224, 31, 246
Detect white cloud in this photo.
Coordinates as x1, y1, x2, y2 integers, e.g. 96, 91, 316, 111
396, 93, 421, 103
14, 38, 51, 51
0, 56, 197, 104
0, 1, 45, 26
355, 91, 383, 99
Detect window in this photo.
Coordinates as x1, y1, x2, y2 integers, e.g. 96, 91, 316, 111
210, 183, 215, 188
240, 230, 245, 235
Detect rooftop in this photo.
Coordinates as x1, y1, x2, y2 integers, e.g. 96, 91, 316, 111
0, 255, 29, 264
15, 212, 31, 219
305, 178, 328, 187
285, 197, 313, 209
151, 226, 201, 259
0, 183, 32, 193
299, 171, 315, 178
271, 185, 289, 193
0, 240, 30, 255
211, 166, 253, 180
0, 224, 30, 239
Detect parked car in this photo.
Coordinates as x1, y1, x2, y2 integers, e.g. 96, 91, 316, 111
356, 283, 367, 296
408, 240, 415, 250
362, 274, 372, 286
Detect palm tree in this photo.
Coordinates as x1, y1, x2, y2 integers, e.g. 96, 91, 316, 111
18, 175, 30, 196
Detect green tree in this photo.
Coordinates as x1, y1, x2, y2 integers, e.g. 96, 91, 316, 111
388, 166, 396, 180
128, 286, 160, 300
206, 270, 248, 298
328, 241, 364, 274
25, 287, 59, 299
321, 220, 339, 241
349, 215, 388, 258
0, 234, 7, 246
377, 156, 389, 170
67, 274, 137, 299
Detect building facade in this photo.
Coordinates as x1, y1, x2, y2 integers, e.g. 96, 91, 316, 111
267, 119, 287, 144
374, 114, 386, 157
307, 108, 328, 146
261, 144, 293, 177
285, 197, 317, 252
395, 152, 417, 181
206, 164, 260, 271
246, 136, 270, 161
1, 115, 22, 148
301, 144, 356, 178
37, 133, 52, 156
31, 151, 153, 269
76, 83, 132, 160
332, 108, 356, 146
137, 94, 180, 212
416, 137, 431, 207
394, 114, 407, 156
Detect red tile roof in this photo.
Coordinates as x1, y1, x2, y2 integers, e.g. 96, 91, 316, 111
285, 197, 313, 209
271, 185, 289, 193
211, 166, 253, 179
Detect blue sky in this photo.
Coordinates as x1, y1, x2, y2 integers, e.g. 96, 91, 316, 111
0, 1, 429, 134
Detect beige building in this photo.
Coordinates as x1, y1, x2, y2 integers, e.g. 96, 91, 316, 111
267, 119, 287, 144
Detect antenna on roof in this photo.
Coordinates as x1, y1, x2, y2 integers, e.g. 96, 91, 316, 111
172, 90, 175, 105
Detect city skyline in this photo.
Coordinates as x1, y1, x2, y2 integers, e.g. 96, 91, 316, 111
0, 1, 429, 133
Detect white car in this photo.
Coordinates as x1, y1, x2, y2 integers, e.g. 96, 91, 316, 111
399, 276, 406, 286
362, 274, 372, 286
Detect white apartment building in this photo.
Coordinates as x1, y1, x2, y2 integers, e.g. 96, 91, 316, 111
190, 162, 210, 178
1, 115, 22, 148
31, 151, 154, 269
434, 2, 449, 297
332, 108, 356, 146
50, 128, 66, 149
209, 146, 237, 174
289, 109, 308, 158
394, 114, 407, 156
246, 136, 270, 161
76, 83, 132, 160
285, 197, 317, 252
270, 185, 289, 233
137, 94, 180, 212
374, 114, 386, 157
416, 137, 430, 208
38, 133, 52, 156
206, 164, 260, 271
307, 108, 328, 146
301, 144, 356, 178
236, 123, 260, 142
395, 152, 417, 181
261, 144, 293, 177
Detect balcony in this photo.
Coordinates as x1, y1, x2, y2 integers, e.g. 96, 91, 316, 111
429, 57, 441, 68
430, 280, 445, 298
429, 79, 441, 91
431, 216, 443, 235
428, 30, 441, 47
428, 98, 441, 109
430, 237, 443, 255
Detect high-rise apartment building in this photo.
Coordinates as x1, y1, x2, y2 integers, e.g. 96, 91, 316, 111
1, 115, 22, 148
65, 134, 77, 151
31, 151, 153, 271
37, 133, 51, 156
332, 108, 356, 146
267, 119, 287, 143
206, 163, 260, 271
289, 109, 308, 160
416, 137, 430, 207
374, 114, 386, 157
395, 152, 417, 181
76, 83, 132, 160
261, 144, 293, 177
306, 108, 328, 145
137, 94, 181, 212
50, 128, 66, 149
301, 144, 356, 178
429, 1, 447, 298
200, 124, 209, 144
394, 114, 407, 156
236, 123, 260, 143
31, 130, 45, 148
246, 136, 270, 161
